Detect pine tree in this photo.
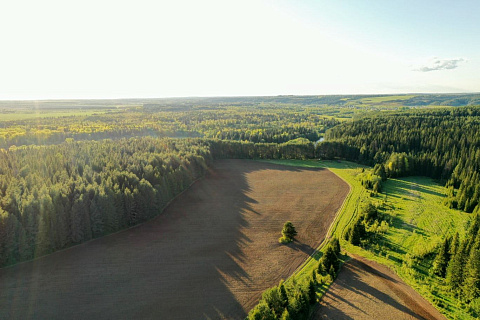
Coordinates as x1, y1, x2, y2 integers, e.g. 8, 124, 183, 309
331, 237, 341, 256
349, 217, 366, 246
463, 247, 480, 301
280, 309, 292, 320
279, 280, 288, 309
450, 232, 460, 256
432, 237, 450, 277
446, 241, 467, 292
262, 287, 284, 318
89, 197, 104, 238
70, 195, 86, 243
247, 301, 276, 320
308, 280, 316, 304
319, 243, 339, 275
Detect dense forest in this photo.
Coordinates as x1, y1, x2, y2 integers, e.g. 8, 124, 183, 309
3, 102, 480, 267
319, 107, 480, 214
248, 239, 342, 320
3, 96, 480, 318
0, 137, 321, 267
318, 106, 480, 314
3, 93, 480, 148
432, 214, 480, 303
0, 138, 212, 266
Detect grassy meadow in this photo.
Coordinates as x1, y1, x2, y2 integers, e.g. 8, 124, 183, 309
326, 165, 473, 319
265, 159, 474, 319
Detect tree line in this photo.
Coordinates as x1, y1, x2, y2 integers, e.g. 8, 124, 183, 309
431, 214, 480, 314
248, 239, 341, 320
0, 138, 214, 266
0, 137, 322, 267
318, 107, 480, 214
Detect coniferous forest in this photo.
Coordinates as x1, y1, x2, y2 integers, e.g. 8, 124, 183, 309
2, 95, 480, 318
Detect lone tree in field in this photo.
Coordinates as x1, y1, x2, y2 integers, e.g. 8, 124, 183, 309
279, 221, 297, 244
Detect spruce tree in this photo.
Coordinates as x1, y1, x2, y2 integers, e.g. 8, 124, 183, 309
279, 280, 289, 309
432, 237, 450, 278
450, 232, 460, 256
248, 301, 276, 320
280, 309, 292, 320
308, 280, 316, 304
446, 241, 467, 292
463, 247, 480, 302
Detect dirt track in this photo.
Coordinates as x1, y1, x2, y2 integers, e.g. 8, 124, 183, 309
314, 255, 447, 320
0, 159, 348, 320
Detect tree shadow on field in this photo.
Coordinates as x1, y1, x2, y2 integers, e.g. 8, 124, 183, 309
316, 259, 427, 320
398, 179, 443, 198
391, 215, 427, 237
287, 241, 315, 256
0, 159, 341, 320
387, 179, 443, 200
314, 303, 355, 320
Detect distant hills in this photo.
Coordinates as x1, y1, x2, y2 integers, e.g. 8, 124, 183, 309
1, 93, 480, 110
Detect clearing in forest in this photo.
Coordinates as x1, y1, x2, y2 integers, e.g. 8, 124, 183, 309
0, 159, 348, 320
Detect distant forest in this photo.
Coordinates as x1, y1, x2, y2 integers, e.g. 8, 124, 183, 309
0, 105, 338, 148
319, 107, 480, 214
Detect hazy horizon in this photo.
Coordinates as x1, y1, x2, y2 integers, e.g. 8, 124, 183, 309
1, 0, 479, 100
1, 92, 480, 102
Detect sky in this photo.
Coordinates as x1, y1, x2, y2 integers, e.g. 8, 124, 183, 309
0, 0, 479, 99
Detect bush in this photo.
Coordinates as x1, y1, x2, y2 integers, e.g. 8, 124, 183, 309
279, 221, 297, 244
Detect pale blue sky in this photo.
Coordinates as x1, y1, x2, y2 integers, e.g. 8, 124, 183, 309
0, 0, 478, 99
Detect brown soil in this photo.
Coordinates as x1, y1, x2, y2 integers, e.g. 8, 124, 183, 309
314, 255, 447, 320
0, 159, 349, 320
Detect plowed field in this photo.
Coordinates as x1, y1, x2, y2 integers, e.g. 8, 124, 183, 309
0, 159, 349, 319
314, 255, 446, 320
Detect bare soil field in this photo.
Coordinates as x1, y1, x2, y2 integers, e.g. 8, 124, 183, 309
314, 255, 446, 320
0, 159, 348, 320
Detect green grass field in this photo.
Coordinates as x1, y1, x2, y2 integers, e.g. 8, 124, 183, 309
326, 168, 473, 319
358, 95, 417, 104
264, 159, 474, 319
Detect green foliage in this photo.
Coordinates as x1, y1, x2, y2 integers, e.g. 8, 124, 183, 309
324, 106, 480, 214
431, 237, 451, 278
359, 170, 383, 193
279, 221, 297, 244
344, 202, 383, 246
0, 101, 340, 148
0, 137, 212, 266
248, 301, 276, 320
249, 239, 341, 320
247, 279, 313, 320
318, 239, 341, 277
332, 168, 473, 318
280, 309, 292, 320
463, 245, 480, 302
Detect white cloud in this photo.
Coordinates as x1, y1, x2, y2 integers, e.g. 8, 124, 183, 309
414, 57, 466, 72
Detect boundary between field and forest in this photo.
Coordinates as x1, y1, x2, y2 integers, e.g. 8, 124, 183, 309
243, 159, 368, 319
263, 160, 357, 282
0, 175, 205, 271
247, 159, 456, 320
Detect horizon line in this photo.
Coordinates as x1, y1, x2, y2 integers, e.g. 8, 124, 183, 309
0, 92, 479, 102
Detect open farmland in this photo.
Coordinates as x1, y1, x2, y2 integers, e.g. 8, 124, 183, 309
314, 256, 447, 320
0, 159, 348, 319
